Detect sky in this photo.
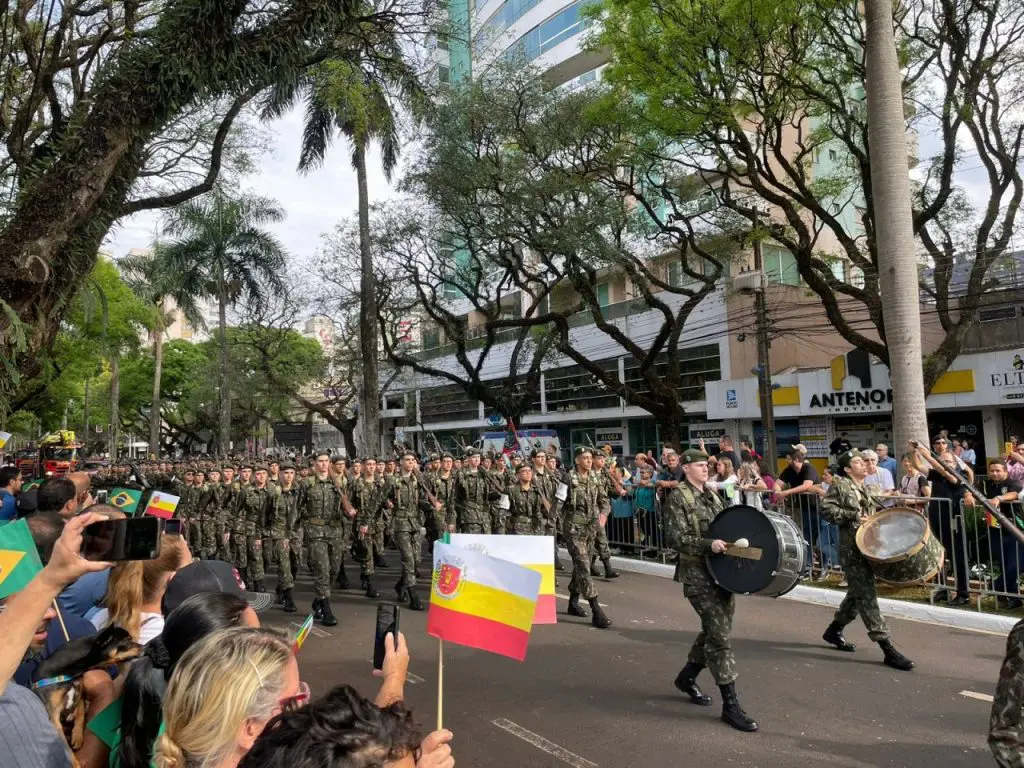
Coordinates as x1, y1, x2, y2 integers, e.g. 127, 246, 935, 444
104, 105, 395, 263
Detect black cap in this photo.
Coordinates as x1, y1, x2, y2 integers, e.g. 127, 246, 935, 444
465, 447, 481, 457
162, 560, 274, 616
530, 448, 544, 459
574, 445, 593, 458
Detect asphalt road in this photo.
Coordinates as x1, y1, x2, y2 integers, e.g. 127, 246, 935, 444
261, 558, 1004, 768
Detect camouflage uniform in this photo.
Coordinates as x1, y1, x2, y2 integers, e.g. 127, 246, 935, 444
556, 470, 604, 600
455, 467, 490, 534
508, 482, 545, 535
332, 474, 357, 586
990, 618, 1024, 767
389, 473, 430, 589
268, 483, 294, 591
230, 482, 249, 576
428, 472, 458, 535
593, 469, 613, 560
349, 476, 385, 579
198, 481, 227, 559
820, 476, 889, 641
663, 481, 735, 685
487, 465, 511, 535
205, 481, 233, 562
301, 475, 344, 600
240, 483, 276, 586
284, 483, 305, 579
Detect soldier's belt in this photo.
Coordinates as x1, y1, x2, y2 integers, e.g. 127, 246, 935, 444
305, 518, 326, 525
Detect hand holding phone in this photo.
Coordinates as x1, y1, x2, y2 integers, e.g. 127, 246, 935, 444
82, 517, 162, 561
373, 603, 401, 671
162, 518, 183, 536
95, 489, 108, 504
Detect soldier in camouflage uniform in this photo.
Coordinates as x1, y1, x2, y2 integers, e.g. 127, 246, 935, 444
486, 456, 511, 535
428, 453, 458, 537
554, 446, 611, 628
178, 468, 196, 548
239, 465, 276, 594
230, 462, 252, 583
455, 448, 490, 534
330, 456, 356, 590
270, 462, 298, 612
990, 617, 1024, 767
664, 448, 756, 732
299, 451, 343, 626
198, 468, 223, 559
348, 457, 384, 599
389, 451, 441, 611
508, 464, 545, 534
531, 449, 562, 570
218, 466, 239, 562
590, 451, 621, 579
820, 449, 914, 671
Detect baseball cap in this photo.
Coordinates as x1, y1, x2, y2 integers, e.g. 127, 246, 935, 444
162, 560, 274, 616
791, 443, 808, 455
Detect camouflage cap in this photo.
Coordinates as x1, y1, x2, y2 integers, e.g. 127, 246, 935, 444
429, 453, 440, 461
574, 445, 593, 458
681, 448, 710, 465
280, 461, 295, 471
837, 448, 862, 469
441, 452, 454, 460
314, 450, 331, 460
516, 462, 532, 474
465, 447, 481, 457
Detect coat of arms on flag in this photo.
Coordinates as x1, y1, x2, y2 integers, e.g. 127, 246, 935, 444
434, 556, 465, 599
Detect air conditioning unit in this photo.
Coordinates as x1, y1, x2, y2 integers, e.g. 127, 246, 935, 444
732, 270, 766, 294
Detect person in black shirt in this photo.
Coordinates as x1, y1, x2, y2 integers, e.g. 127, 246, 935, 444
829, 433, 853, 458
777, 453, 821, 575
915, 445, 970, 605
969, 460, 1023, 609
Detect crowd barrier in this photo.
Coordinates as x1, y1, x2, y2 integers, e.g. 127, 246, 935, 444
600, 482, 1024, 613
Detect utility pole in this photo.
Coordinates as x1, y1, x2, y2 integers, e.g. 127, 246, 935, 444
752, 228, 778, 473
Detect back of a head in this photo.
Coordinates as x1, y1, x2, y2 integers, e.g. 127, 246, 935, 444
239, 685, 420, 768
105, 535, 188, 640
37, 477, 76, 514
154, 627, 293, 768
0, 466, 19, 489
117, 593, 252, 768
25, 511, 65, 564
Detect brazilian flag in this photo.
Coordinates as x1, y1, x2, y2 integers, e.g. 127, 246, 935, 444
0, 519, 42, 599
109, 487, 143, 515
21, 478, 43, 492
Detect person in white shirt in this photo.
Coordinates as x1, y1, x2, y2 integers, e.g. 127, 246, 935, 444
960, 438, 977, 469
861, 450, 896, 507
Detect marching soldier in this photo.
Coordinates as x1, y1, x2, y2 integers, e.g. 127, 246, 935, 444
178, 467, 195, 544
389, 450, 442, 611
531, 449, 562, 569
268, 459, 281, 486
240, 465, 275, 594
820, 449, 914, 671
300, 451, 343, 626
230, 462, 253, 585
331, 455, 355, 590
486, 455, 511, 535
990, 618, 1024, 766
198, 467, 224, 560
591, 451, 621, 579
428, 453, 458, 537
349, 457, 385, 599
664, 448, 757, 732
190, 469, 207, 557
508, 463, 545, 534
454, 448, 490, 534
218, 465, 240, 562
555, 446, 612, 629
271, 461, 299, 612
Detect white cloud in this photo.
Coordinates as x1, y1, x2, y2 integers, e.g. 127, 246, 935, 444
104, 105, 396, 263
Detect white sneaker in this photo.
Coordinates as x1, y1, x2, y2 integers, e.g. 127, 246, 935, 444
838, 578, 848, 587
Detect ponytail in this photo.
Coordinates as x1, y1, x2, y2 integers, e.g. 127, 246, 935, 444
152, 732, 186, 768
116, 637, 170, 768
105, 561, 145, 639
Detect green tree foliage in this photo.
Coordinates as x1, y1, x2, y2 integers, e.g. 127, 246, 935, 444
590, 0, 1024, 389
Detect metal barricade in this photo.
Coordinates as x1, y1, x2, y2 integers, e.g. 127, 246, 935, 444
962, 499, 1024, 609
602, 483, 669, 561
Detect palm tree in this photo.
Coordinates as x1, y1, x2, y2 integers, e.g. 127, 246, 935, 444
120, 248, 205, 459
159, 188, 288, 453
863, 0, 928, 449
263, 37, 425, 455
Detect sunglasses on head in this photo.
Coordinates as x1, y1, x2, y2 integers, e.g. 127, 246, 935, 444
278, 681, 311, 713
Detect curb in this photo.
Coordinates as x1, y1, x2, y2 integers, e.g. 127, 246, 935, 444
560, 549, 1020, 635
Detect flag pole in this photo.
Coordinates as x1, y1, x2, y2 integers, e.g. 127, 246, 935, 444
437, 638, 444, 730
53, 600, 70, 643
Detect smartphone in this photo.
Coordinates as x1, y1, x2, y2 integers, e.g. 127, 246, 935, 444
162, 518, 183, 536
82, 517, 162, 561
95, 489, 108, 504
373, 603, 401, 670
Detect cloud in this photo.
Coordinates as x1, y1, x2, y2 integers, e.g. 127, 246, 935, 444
104, 105, 395, 263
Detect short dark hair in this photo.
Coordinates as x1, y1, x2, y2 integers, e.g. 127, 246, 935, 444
239, 685, 421, 768
0, 466, 20, 489
989, 459, 1008, 471
25, 512, 65, 564
36, 477, 76, 514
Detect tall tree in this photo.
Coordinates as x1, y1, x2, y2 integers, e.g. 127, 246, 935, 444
592, 0, 1024, 391
158, 189, 288, 453
120, 248, 206, 458
263, 27, 425, 455
0, 0, 432, 412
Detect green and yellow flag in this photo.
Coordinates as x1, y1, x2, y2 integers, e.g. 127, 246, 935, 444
109, 487, 143, 515
0, 518, 42, 599
21, 478, 43, 492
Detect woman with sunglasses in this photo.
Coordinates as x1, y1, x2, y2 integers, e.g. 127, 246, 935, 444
154, 627, 308, 768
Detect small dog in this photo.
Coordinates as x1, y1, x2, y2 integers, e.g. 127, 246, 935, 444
33, 625, 142, 758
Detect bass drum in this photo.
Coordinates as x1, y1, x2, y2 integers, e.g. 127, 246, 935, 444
704, 504, 806, 597
856, 507, 945, 585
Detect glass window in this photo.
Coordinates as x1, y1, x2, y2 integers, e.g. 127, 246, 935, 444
502, 0, 596, 61
596, 283, 610, 307
762, 244, 800, 287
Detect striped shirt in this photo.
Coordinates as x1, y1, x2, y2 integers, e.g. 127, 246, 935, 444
0, 680, 72, 767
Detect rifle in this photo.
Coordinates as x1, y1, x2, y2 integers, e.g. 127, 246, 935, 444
583, 433, 626, 495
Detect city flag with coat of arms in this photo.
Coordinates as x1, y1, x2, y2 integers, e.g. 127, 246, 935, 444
109, 487, 143, 515
426, 542, 541, 661
0, 518, 42, 599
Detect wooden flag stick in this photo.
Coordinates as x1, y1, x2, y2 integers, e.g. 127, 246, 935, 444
53, 600, 70, 643
437, 639, 444, 730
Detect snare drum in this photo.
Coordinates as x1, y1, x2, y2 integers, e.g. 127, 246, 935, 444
704, 504, 806, 597
855, 507, 945, 585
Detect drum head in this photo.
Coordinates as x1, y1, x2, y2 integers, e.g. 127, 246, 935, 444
857, 508, 929, 562
705, 505, 781, 594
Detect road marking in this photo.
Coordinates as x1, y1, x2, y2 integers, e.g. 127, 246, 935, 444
492, 718, 598, 768
365, 661, 424, 684
290, 621, 331, 638
960, 690, 994, 703
555, 593, 607, 607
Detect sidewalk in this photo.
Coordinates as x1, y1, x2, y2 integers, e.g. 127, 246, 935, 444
559, 549, 1021, 635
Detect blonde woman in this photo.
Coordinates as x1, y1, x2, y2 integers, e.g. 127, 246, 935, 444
91, 534, 190, 643
154, 627, 306, 768
737, 461, 767, 510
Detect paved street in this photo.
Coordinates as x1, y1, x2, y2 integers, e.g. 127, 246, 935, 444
263, 560, 1004, 768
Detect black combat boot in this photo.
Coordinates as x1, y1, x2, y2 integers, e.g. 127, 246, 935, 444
590, 555, 603, 577
282, 588, 297, 613
312, 598, 324, 622
823, 622, 856, 652
879, 640, 915, 671
589, 597, 612, 629
719, 683, 758, 732
362, 577, 380, 599
319, 598, 338, 627
336, 565, 350, 590
567, 591, 589, 617
395, 577, 407, 602
407, 588, 425, 611
674, 662, 713, 706
602, 557, 620, 579
275, 584, 284, 605
254, 580, 266, 594
374, 553, 388, 568
291, 556, 299, 581
554, 558, 565, 571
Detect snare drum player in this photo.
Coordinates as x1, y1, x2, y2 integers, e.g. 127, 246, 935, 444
664, 448, 758, 732
820, 449, 915, 670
